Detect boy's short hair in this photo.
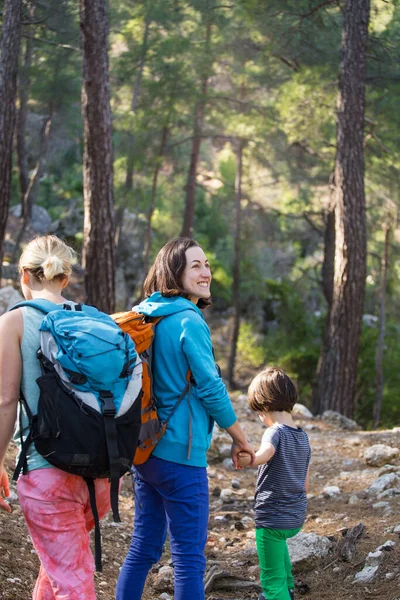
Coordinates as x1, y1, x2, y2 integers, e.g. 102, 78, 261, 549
248, 367, 298, 413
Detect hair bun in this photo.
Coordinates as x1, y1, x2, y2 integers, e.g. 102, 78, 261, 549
41, 255, 64, 280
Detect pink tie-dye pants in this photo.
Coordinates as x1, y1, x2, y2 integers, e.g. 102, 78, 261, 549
17, 468, 111, 600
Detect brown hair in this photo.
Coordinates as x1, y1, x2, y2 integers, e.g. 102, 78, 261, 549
19, 235, 76, 282
143, 237, 211, 308
248, 367, 298, 413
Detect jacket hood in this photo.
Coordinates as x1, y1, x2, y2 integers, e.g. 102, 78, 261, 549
133, 292, 204, 319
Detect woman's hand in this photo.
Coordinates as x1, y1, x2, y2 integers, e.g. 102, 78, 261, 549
231, 439, 255, 469
0, 468, 11, 513
225, 421, 255, 469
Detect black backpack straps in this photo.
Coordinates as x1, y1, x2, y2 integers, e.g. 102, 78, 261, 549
84, 478, 102, 572
13, 390, 35, 481
100, 391, 121, 523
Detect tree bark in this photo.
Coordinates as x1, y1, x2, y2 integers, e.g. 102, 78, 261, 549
373, 222, 390, 428
125, 17, 150, 190
0, 0, 22, 273
142, 124, 169, 282
227, 140, 244, 388
80, 0, 115, 313
17, 19, 34, 211
315, 0, 370, 417
180, 19, 211, 238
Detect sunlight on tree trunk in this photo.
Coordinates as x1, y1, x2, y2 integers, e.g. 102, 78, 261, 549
315, 0, 370, 418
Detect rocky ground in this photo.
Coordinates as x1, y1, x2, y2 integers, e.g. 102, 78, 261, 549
2, 395, 400, 600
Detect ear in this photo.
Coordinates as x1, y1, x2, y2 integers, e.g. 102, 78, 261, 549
60, 276, 69, 290
21, 269, 30, 285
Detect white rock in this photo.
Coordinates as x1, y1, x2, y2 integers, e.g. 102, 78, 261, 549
372, 501, 390, 510
377, 488, 400, 499
353, 565, 379, 584
287, 532, 332, 566
292, 403, 313, 418
322, 410, 360, 430
393, 525, 400, 534
377, 540, 395, 551
220, 488, 233, 502
364, 444, 399, 467
365, 550, 384, 567
368, 472, 400, 494
323, 486, 340, 497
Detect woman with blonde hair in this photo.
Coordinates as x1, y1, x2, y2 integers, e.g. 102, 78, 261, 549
0, 235, 111, 600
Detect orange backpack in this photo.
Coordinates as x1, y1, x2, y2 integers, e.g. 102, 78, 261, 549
111, 311, 192, 465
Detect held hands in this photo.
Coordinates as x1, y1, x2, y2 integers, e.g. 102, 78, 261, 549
0, 468, 12, 513
231, 441, 255, 470
237, 451, 252, 468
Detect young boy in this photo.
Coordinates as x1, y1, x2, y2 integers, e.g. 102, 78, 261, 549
238, 367, 311, 600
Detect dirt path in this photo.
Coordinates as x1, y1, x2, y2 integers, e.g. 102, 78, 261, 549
1, 399, 400, 600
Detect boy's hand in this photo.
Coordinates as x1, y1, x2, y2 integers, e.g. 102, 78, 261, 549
237, 451, 252, 468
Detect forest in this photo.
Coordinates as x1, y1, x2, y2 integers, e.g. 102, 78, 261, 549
0, 0, 399, 428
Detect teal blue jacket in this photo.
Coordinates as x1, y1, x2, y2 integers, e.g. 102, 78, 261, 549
134, 293, 237, 467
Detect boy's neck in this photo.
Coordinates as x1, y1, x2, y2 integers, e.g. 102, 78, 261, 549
264, 411, 296, 428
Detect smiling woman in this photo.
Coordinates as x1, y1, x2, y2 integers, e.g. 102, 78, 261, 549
115, 237, 255, 600
181, 246, 212, 304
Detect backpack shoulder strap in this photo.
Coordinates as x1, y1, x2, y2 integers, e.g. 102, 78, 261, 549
9, 299, 59, 315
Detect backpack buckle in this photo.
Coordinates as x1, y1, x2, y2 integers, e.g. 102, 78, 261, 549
100, 391, 116, 417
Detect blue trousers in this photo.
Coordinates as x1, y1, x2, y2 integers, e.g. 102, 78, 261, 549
116, 456, 209, 600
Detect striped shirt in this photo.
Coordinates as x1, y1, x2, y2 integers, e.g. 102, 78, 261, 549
254, 423, 311, 530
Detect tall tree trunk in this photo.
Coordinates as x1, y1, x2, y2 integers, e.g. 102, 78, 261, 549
315, 0, 370, 417
227, 140, 244, 388
0, 0, 22, 274
80, 0, 115, 313
125, 17, 150, 190
312, 207, 335, 414
373, 222, 390, 428
180, 19, 211, 238
17, 2, 35, 213
142, 124, 169, 282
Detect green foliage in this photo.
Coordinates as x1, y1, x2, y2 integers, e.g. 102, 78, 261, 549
237, 321, 265, 368
356, 322, 400, 429
7, 0, 400, 426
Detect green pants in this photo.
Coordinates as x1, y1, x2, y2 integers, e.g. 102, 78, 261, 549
256, 526, 301, 600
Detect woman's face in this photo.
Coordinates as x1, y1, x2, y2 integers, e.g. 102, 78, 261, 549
181, 246, 212, 304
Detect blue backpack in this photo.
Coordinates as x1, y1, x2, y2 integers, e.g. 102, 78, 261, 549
11, 299, 143, 571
